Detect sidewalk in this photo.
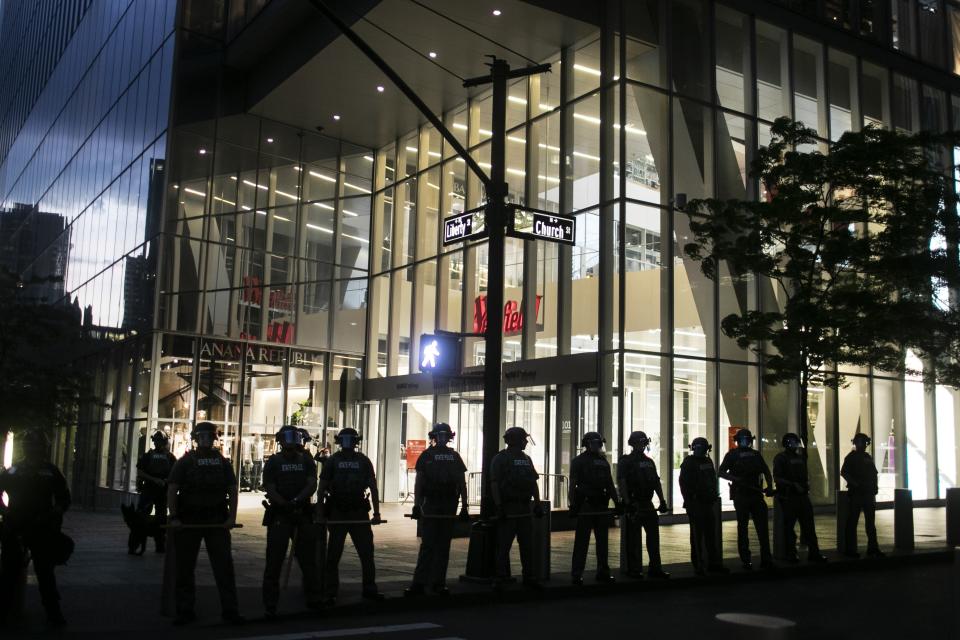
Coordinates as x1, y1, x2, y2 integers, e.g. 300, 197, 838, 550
11, 497, 951, 635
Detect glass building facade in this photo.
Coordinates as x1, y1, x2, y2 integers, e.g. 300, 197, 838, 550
1, 0, 958, 510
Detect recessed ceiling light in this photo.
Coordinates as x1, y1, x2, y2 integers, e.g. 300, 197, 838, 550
266, 137, 274, 143
492, 9, 502, 16
428, 51, 437, 58
376, 85, 385, 93
333, 114, 341, 120
198, 148, 207, 155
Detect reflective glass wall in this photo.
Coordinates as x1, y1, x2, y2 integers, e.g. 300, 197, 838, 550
365, 0, 960, 507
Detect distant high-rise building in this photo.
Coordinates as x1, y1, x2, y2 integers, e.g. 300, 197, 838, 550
0, 202, 70, 303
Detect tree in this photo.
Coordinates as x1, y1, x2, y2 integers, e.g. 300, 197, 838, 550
682, 117, 960, 444
0, 266, 88, 464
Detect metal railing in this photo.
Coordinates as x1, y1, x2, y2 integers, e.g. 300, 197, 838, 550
467, 472, 569, 509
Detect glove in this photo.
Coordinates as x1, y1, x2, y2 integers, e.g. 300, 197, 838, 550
612, 502, 624, 517
410, 505, 422, 520
533, 503, 546, 519
371, 512, 383, 525
657, 502, 670, 514
763, 487, 775, 498
458, 507, 470, 522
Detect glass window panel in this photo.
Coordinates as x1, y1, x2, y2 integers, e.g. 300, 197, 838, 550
793, 36, 826, 137
673, 98, 712, 201
625, 84, 666, 204
715, 6, 749, 113
936, 385, 957, 497
892, 0, 917, 55
369, 273, 390, 377
531, 112, 561, 211
861, 62, 890, 127
570, 209, 599, 353
670, 0, 709, 101
571, 93, 601, 209
893, 72, 919, 132
570, 37, 602, 100
624, 203, 664, 352
625, 0, 664, 88
872, 377, 901, 502
674, 211, 714, 358
828, 49, 856, 141
671, 358, 712, 506
756, 22, 789, 122
950, 6, 960, 74
716, 112, 747, 201
919, 0, 945, 67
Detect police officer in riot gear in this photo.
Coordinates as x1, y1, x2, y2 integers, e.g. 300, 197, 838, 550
840, 433, 884, 558
136, 430, 177, 552
490, 427, 545, 590
406, 423, 469, 597
318, 427, 384, 602
773, 433, 826, 563
679, 437, 728, 576
719, 429, 775, 570
0, 430, 71, 626
617, 431, 670, 579
166, 422, 242, 625
568, 431, 619, 585
261, 426, 321, 618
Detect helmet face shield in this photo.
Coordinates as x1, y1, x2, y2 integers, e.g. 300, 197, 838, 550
339, 433, 357, 450
278, 428, 300, 449
586, 438, 603, 453
194, 431, 216, 449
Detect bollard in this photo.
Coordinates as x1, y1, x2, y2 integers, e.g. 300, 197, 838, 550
461, 519, 498, 581
533, 500, 551, 582
947, 487, 960, 547
894, 488, 914, 551
836, 490, 850, 554
772, 496, 786, 561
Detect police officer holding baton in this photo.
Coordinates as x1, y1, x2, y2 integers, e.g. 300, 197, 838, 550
679, 437, 728, 576
617, 431, 670, 579
568, 431, 619, 585
718, 429, 775, 570
261, 425, 321, 619
773, 433, 827, 563
166, 422, 242, 626
136, 430, 176, 553
405, 423, 469, 597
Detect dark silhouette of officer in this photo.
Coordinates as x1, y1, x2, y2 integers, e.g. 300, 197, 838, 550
166, 422, 242, 626
136, 430, 177, 552
679, 437, 728, 576
261, 425, 321, 618
405, 423, 469, 597
719, 428, 774, 570
318, 427, 384, 603
568, 431, 619, 585
490, 427, 545, 590
0, 430, 71, 626
617, 431, 670, 579
773, 433, 826, 563
840, 432, 884, 558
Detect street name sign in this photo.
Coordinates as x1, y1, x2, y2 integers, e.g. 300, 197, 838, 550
508, 206, 576, 245
442, 208, 487, 246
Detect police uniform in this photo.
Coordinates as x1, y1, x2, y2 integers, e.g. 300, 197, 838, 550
136, 448, 176, 548
320, 449, 379, 598
617, 451, 663, 575
490, 447, 539, 583
411, 444, 467, 590
261, 450, 320, 612
0, 460, 71, 622
168, 448, 239, 619
840, 449, 880, 554
719, 446, 773, 566
773, 449, 822, 559
569, 450, 616, 580
678, 455, 722, 573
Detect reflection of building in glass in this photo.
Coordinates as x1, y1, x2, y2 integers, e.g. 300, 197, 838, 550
0, 203, 70, 303
2, 0, 958, 512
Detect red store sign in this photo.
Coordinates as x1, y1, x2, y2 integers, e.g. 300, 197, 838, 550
473, 295, 543, 336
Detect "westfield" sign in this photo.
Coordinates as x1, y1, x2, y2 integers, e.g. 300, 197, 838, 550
473, 295, 543, 336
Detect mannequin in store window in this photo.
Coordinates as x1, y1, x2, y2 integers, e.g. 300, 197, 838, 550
252, 434, 265, 492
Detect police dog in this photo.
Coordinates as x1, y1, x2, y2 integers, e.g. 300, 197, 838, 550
120, 503, 162, 555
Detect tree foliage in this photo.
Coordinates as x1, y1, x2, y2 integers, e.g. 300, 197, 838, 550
682, 118, 960, 435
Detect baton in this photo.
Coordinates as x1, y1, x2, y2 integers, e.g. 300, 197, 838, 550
404, 514, 462, 520
573, 511, 620, 518
161, 523, 244, 529
282, 526, 298, 590
317, 519, 387, 525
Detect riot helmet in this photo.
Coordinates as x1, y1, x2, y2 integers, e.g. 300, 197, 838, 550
689, 436, 712, 457
191, 421, 218, 450
781, 432, 802, 451
276, 425, 301, 451
581, 431, 605, 453
627, 431, 650, 451
334, 427, 361, 451
150, 430, 170, 450
429, 422, 455, 446
297, 428, 311, 448
734, 428, 755, 449
503, 426, 530, 449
